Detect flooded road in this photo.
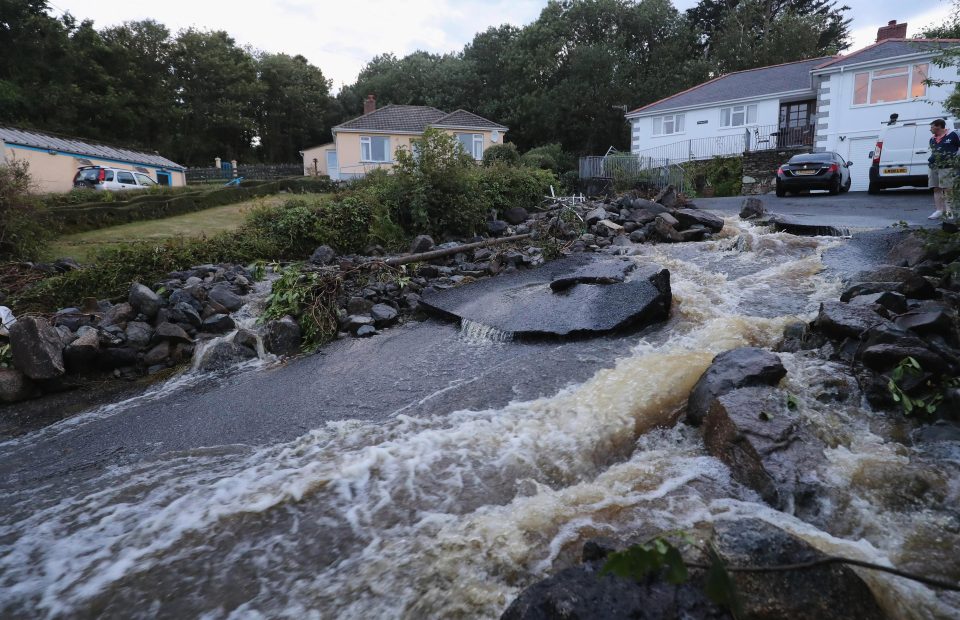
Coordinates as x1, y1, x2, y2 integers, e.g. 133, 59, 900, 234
2, 219, 958, 619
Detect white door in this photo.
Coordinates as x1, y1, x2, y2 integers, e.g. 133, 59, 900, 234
847, 137, 878, 192
326, 150, 339, 181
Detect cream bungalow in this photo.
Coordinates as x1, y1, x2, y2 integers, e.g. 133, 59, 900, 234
0, 126, 186, 193
307, 96, 508, 180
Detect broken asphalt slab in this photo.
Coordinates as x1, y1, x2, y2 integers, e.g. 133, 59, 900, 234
420, 255, 671, 337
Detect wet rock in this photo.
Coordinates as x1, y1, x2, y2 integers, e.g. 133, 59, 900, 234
52, 308, 88, 332
488, 220, 509, 236
196, 341, 257, 371
861, 343, 950, 373
713, 519, 885, 620
704, 387, 826, 517
347, 297, 374, 315
887, 234, 933, 267
202, 313, 236, 333
679, 227, 707, 242
0, 369, 33, 403
585, 207, 609, 225
154, 322, 193, 344
686, 347, 787, 426
101, 302, 136, 328
898, 274, 938, 300
370, 303, 399, 327
129, 283, 162, 319
500, 560, 728, 620
847, 291, 908, 315
674, 208, 724, 233
855, 265, 915, 283
739, 197, 766, 219
629, 229, 647, 243
63, 329, 100, 373
98, 346, 138, 370
356, 324, 377, 337
894, 308, 954, 337
233, 328, 259, 351
124, 322, 153, 349
170, 302, 202, 329
839, 282, 899, 302
409, 235, 435, 254
169, 289, 202, 312
625, 209, 659, 225
654, 185, 679, 208
309, 245, 336, 265
208, 284, 243, 312
813, 300, 891, 340
653, 214, 684, 243
504, 207, 529, 225
629, 198, 668, 212
262, 316, 301, 356
598, 219, 624, 235
9, 316, 65, 380
143, 341, 171, 367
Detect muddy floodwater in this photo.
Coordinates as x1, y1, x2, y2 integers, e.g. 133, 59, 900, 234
1, 220, 958, 619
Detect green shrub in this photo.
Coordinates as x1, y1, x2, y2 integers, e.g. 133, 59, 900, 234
702, 156, 743, 197
478, 164, 555, 216
482, 143, 520, 167
521, 143, 575, 175
0, 160, 52, 260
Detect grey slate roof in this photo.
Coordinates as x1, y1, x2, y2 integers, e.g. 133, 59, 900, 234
0, 126, 184, 169
813, 39, 960, 71
628, 57, 832, 116
432, 109, 507, 130
334, 105, 447, 132
334, 104, 507, 132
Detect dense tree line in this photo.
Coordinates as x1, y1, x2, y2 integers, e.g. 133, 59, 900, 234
0, 0, 850, 165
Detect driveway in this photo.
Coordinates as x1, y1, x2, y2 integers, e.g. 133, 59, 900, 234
693, 188, 940, 230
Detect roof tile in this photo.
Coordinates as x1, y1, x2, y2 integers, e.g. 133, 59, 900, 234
0, 126, 184, 169
334, 105, 447, 132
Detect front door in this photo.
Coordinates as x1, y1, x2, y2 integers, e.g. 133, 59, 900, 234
326, 150, 339, 180
778, 100, 816, 146
156, 171, 171, 186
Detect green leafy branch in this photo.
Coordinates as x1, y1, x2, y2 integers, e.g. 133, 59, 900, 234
887, 356, 960, 415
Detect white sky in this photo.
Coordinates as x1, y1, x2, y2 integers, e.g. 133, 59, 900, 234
50, 0, 953, 90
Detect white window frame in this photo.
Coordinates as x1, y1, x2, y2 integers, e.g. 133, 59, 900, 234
455, 133, 484, 159
719, 104, 758, 129
360, 135, 391, 162
851, 63, 929, 107
652, 113, 685, 136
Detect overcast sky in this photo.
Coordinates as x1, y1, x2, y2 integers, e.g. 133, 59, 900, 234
50, 0, 953, 89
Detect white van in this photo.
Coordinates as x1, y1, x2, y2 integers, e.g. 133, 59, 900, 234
868, 115, 959, 194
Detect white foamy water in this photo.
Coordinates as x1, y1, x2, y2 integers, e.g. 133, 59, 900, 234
1, 220, 958, 619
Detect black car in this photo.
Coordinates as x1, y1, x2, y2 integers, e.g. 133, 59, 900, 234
775, 152, 852, 196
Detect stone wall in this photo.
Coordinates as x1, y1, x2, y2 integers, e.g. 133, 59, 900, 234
741, 146, 811, 195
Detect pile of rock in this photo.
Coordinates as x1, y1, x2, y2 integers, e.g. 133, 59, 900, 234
0, 265, 302, 404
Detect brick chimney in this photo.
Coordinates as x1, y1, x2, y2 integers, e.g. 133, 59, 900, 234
876, 20, 907, 42
363, 94, 376, 115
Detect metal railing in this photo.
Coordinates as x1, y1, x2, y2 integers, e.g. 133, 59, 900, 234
630, 123, 816, 165
579, 153, 685, 194
186, 163, 304, 184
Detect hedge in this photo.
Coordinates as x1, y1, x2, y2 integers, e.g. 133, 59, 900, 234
47, 177, 337, 234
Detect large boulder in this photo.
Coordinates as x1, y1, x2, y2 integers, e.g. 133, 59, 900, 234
154, 322, 193, 344
813, 300, 892, 340
129, 283, 162, 319
63, 329, 100, 373
101, 302, 136, 328
550, 258, 637, 291
0, 369, 33, 403
370, 303, 399, 327
409, 235, 435, 254
712, 519, 885, 620
703, 387, 826, 518
674, 208, 725, 233
504, 207, 530, 225
208, 284, 243, 312
653, 185, 679, 208
309, 245, 336, 265
9, 316, 65, 380
262, 316, 301, 356
686, 347, 786, 426
653, 214, 684, 243
195, 341, 257, 371
124, 322, 153, 349
739, 197, 766, 219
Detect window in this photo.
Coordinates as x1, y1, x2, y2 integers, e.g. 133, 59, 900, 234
135, 173, 156, 186
361, 136, 390, 162
103, 170, 114, 182
116, 171, 135, 184
852, 64, 928, 105
652, 113, 684, 136
455, 133, 483, 159
720, 104, 757, 128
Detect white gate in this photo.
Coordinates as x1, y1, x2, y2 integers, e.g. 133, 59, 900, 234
846, 136, 878, 192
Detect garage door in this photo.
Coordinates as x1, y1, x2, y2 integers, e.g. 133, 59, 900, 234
847, 136, 878, 191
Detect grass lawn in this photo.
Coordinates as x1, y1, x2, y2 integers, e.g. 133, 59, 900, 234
46, 194, 325, 262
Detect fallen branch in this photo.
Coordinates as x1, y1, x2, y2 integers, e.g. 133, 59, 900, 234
384, 233, 532, 267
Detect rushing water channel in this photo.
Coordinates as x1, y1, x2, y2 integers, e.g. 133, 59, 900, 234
1, 220, 958, 619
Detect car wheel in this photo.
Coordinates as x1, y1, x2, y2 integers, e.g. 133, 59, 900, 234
840, 178, 851, 193
828, 179, 841, 195
775, 183, 786, 198
867, 181, 880, 195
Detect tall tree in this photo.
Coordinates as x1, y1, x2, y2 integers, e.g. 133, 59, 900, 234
255, 53, 332, 162
687, 0, 852, 73
170, 29, 262, 165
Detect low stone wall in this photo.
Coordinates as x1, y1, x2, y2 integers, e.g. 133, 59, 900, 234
741, 146, 811, 195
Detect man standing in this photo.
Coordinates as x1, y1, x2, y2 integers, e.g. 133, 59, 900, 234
928, 119, 960, 219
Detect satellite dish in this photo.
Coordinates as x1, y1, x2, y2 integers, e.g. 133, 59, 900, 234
491, 130, 500, 143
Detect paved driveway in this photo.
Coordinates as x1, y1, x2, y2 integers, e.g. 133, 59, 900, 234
693, 188, 940, 230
